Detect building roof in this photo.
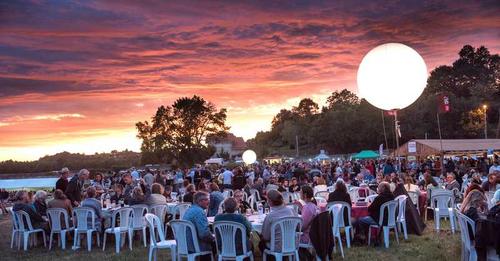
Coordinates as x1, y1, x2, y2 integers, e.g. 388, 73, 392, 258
207, 132, 246, 151
395, 139, 500, 156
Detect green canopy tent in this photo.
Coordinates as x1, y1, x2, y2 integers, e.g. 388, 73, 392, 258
352, 150, 379, 159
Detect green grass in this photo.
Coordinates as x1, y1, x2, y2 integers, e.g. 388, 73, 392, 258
0, 214, 461, 261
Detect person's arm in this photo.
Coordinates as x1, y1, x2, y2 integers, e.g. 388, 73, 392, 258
301, 205, 315, 231
194, 210, 213, 242
261, 215, 272, 241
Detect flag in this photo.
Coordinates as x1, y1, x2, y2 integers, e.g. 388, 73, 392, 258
379, 144, 384, 157
438, 93, 450, 113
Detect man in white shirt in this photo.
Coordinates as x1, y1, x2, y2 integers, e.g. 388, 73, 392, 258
222, 168, 233, 189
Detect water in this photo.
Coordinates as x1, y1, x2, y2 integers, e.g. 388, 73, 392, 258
0, 177, 58, 189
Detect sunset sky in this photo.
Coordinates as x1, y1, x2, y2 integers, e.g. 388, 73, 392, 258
0, 0, 499, 161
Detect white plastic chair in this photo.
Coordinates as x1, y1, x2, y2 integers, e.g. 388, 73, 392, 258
314, 197, 327, 205
214, 221, 254, 261
455, 209, 477, 261
314, 191, 329, 199
263, 217, 302, 261
223, 189, 234, 199
282, 192, 292, 204
149, 204, 168, 225
328, 201, 353, 248
348, 187, 360, 202
9, 209, 21, 249
145, 213, 176, 261
131, 204, 149, 247
365, 194, 378, 203
326, 186, 335, 192
368, 200, 399, 248
103, 207, 134, 253
73, 207, 101, 251
249, 189, 261, 202
395, 195, 408, 240
14, 210, 47, 251
47, 208, 74, 250
407, 191, 420, 214
247, 194, 258, 212
329, 204, 344, 258
170, 220, 214, 261
430, 192, 456, 233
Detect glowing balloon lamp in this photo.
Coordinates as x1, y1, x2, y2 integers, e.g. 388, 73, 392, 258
357, 43, 427, 111
242, 150, 257, 165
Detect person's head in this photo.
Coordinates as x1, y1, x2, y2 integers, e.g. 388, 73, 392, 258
122, 173, 132, 184
86, 187, 96, 199
446, 172, 456, 183
15, 191, 29, 203
461, 189, 487, 213
53, 189, 67, 200
291, 177, 297, 185
487, 173, 497, 184
377, 182, 391, 194
317, 177, 326, 185
151, 183, 164, 195
301, 185, 314, 201
183, 179, 190, 187
193, 191, 210, 209
60, 167, 70, 179
132, 187, 144, 200
113, 184, 124, 194
222, 197, 238, 214
233, 190, 244, 203
34, 190, 47, 203
209, 183, 219, 193
404, 175, 414, 185
197, 182, 207, 191
256, 178, 263, 185
186, 184, 195, 193
94, 173, 103, 182
335, 180, 347, 193
267, 189, 283, 207
78, 169, 90, 181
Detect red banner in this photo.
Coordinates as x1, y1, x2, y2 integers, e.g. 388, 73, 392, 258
438, 94, 450, 113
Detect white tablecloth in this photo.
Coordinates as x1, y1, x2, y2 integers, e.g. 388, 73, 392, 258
208, 214, 265, 233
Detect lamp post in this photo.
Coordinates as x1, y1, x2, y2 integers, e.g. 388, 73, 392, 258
357, 43, 428, 173
483, 104, 488, 139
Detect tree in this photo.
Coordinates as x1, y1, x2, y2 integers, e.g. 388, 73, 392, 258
292, 98, 319, 117
326, 89, 360, 110
136, 95, 228, 166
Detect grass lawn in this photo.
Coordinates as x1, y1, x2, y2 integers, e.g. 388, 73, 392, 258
0, 214, 461, 261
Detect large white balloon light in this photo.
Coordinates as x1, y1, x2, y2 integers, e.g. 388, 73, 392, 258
242, 150, 257, 165
357, 43, 428, 111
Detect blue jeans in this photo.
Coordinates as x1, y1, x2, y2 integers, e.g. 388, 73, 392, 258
356, 216, 377, 238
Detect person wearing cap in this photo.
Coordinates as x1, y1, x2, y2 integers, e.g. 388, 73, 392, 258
56, 167, 70, 192
259, 189, 297, 253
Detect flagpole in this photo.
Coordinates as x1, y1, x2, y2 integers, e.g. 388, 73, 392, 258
437, 112, 444, 176
381, 110, 389, 151
394, 110, 400, 173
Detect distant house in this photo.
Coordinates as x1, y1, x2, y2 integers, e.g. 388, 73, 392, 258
207, 133, 247, 159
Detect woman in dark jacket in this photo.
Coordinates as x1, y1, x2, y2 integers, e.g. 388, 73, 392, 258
327, 180, 351, 205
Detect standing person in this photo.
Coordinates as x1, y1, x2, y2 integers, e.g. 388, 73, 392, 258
56, 167, 70, 192
174, 168, 184, 193
65, 169, 89, 207
222, 168, 233, 190
232, 167, 246, 191
143, 168, 155, 189
208, 183, 224, 217
183, 191, 215, 260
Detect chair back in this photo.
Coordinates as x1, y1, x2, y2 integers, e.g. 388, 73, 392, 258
170, 220, 201, 255
326, 186, 335, 192
247, 194, 258, 211
249, 189, 261, 201
73, 207, 97, 230
15, 210, 34, 232
377, 200, 398, 227
269, 217, 302, 253
314, 197, 327, 204
172, 203, 191, 220
395, 195, 407, 222
214, 221, 249, 257
10, 209, 20, 231
110, 207, 133, 229
348, 187, 360, 202
131, 204, 148, 228
329, 204, 343, 235
365, 194, 378, 203
222, 189, 233, 199
145, 213, 166, 247
314, 191, 329, 199
149, 204, 168, 223
407, 191, 418, 205
47, 208, 71, 232
430, 193, 453, 216
285, 203, 299, 215
328, 201, 352, 228
455, 209, 475, 250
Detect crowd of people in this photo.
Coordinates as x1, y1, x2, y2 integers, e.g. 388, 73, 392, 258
2, 155, 500, 259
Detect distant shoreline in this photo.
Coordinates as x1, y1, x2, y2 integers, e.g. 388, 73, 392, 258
0, 172, 58, 179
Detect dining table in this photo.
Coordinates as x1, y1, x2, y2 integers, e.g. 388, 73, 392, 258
208, 214, 266, 233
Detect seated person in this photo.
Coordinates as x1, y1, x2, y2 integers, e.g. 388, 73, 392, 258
183, 191, 214, 258
259, 190, 296, 252
488, 189, 500, 222
110, 184, 125, 203
13, 191, 49, 231
80, 187, 105, 229
234, 189, 251, 214
354, 182, 394, 241
128, 187, 146, 205
288, 178, 301, 193
145, 183, 167, 206
214, 197, 252, 254
33, 190, 48, 217
327, 180, 351, 205
445, 172, 460, 191
208, 183, 224, 217
481, 173, 499, 192
183, 184, 196, 203
300, 185, 318, 244
48, 189, 73, 228
460, 189, 488, 222
313, 177, 328, 196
